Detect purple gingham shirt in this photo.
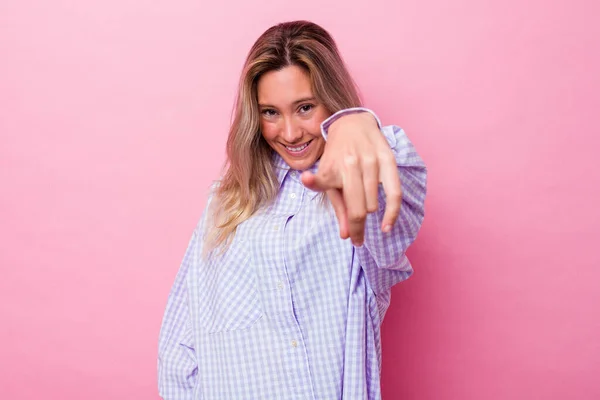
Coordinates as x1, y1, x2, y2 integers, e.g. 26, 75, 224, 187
158, 109, 427, 399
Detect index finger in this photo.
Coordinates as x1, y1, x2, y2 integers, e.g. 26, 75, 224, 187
301, 170, 338, 192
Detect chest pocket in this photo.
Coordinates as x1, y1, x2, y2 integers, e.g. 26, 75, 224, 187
192, 224, 263, 334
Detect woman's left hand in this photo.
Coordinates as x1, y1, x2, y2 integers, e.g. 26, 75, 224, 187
301, 112, 402, 246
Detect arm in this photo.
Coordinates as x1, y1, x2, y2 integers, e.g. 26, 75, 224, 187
355, 124, 426, 294
304, 108, 427, 293
158, 228, 199, 399
158, 184, 219, 398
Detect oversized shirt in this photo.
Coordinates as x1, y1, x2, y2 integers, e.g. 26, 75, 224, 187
158, 109, 428, 399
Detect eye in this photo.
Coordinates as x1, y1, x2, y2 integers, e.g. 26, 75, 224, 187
261, 109, 278, 118
298, 104, 314, 114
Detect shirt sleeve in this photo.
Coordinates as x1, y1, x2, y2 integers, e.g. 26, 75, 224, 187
320, 106, 383, 139
157, 228, 200, 399
320, 109, 427, 298
158, 184, 218, 399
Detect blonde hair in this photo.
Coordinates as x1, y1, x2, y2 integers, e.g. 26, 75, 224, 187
204, 20, 362, 255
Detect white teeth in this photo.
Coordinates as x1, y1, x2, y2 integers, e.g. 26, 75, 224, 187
286, 142, 309, 152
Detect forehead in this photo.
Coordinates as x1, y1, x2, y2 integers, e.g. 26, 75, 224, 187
257, 65, 313, 105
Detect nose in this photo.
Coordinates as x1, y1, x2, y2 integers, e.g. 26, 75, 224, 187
282, 117, 302, 144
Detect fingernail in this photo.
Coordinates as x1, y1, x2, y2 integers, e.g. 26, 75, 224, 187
383, 224, 392, 233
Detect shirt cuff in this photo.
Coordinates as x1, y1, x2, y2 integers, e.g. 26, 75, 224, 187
320, 107, 383, 141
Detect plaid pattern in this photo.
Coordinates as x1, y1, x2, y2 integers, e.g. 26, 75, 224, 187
158, 113, 427, 399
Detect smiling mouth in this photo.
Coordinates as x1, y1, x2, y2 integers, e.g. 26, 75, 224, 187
283, 139, 313, 154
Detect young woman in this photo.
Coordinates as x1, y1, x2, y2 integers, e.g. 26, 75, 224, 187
158, 20, 427, 399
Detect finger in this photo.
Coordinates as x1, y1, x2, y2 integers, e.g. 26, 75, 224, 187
301, 170, 338, 192
342, 155, 367, 246
361, 153, 379, 213
326, 188, 349, 239
378, 150, 402, 232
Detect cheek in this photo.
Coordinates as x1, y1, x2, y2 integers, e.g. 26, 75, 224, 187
260, 121, 279, 141
305, 114, 326, 134
311, 109, 330, 132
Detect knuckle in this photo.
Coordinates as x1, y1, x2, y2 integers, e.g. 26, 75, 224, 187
348, 212, 366, 223
379, 152, 395, 164
386, 211, 401, 223
343, 155, 358, 167
362, 156, 377, 168
366, 204, 378, 213
364, 176, 379, 186
387, 189, 402, 202
318, 170, 332, 182
386, 202, 401, 215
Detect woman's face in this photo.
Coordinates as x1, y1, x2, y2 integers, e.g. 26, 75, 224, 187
257, 65, 330, 171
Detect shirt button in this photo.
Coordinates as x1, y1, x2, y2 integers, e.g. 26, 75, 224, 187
290, 193, 297, 199
273, 225, 279, 231
291, 340, 298, 348
277, 281, 284, 290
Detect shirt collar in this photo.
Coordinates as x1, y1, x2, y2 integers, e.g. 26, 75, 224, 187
273, 152, 291, 187
272, 152, 321, 199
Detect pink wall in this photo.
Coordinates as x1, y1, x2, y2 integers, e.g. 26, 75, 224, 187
1, 0, 598, 398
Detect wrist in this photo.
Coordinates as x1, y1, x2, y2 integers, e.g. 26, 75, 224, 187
329, 112, 378, 137
321, 107, 383, 141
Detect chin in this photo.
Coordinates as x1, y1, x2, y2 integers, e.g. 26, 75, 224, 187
285, 157, 317, 171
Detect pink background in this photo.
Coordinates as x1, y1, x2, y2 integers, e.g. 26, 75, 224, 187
1, 0, 599, 398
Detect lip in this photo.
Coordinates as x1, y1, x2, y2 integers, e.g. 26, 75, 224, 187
282, 139, 313, 157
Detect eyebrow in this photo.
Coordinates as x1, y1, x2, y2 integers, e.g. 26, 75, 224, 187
258, 97, 316, 108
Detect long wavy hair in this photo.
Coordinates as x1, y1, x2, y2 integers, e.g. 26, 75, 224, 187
204, 20, 362, 255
